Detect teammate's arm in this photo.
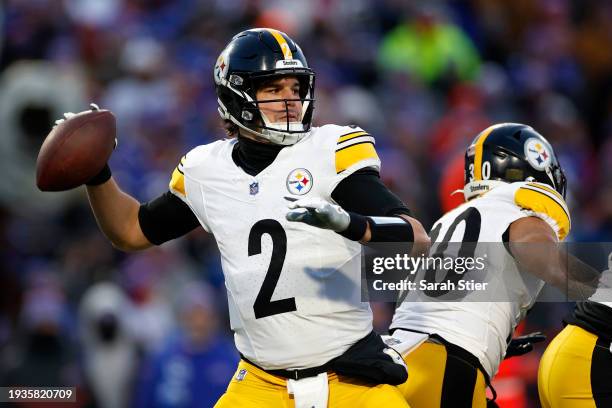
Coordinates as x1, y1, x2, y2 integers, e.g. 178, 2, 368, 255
509, 216, 599, 299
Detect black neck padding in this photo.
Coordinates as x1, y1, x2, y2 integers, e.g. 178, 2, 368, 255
232, 136, 285, 176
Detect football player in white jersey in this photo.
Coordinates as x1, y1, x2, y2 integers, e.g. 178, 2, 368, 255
538, 254, 612, 408
387, 123, 584, 408
77, 28, 429, 407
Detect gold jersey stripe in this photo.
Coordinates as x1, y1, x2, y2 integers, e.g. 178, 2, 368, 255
527, 182, 564, 202
336, 135, 375, 152
515, 186, 571, 240
267, 29, 293, 59
337, 130, 369, 143
473, 124, 505, 181
335, 142, 378, 173
169, 167, 186, 197
522, 184, 569, 219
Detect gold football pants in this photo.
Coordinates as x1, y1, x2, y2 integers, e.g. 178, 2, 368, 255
538, 324, 612, 408
214, 360, 410, 407
397, 340, 488, 408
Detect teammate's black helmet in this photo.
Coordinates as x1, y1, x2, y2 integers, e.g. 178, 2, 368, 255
464, 123, 567, 200
214, 28, 315, 145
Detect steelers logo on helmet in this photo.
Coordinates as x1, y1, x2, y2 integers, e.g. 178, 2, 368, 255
524, 137, 552, 171
286, 168, 313, 195
214, 50, 229, 85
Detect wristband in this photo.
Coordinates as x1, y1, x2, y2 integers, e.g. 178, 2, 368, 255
86, 163, 112, 186
337, 212, 368, 241
366, 216, 414, 242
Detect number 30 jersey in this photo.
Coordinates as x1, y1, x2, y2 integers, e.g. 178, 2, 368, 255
168, 125, 380, 370
391, 181, 571, 376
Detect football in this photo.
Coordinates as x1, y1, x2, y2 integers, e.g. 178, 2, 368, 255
36, 109, 116, 191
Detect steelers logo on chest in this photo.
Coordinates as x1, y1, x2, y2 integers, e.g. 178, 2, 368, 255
524, 138, 552, 170
286, 168, 313, 195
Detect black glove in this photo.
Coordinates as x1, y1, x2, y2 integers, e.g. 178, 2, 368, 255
504, 332, 546, 359
331, 331, 408, 385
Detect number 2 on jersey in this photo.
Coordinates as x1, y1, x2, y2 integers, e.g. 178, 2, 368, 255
248, 219, 297, 319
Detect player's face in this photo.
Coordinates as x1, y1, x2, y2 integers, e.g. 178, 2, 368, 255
255, 76, 303, 124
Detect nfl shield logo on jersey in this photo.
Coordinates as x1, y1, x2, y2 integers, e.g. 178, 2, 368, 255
249, 181, 259, 195
286, 168, 313, 195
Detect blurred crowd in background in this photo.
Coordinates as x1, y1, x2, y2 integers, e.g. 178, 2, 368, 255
0, 0, 610, 407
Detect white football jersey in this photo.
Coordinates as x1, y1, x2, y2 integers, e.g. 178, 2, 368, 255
588, 250, 612, 309
391, 181, 571, 376
168, 125, 380, 370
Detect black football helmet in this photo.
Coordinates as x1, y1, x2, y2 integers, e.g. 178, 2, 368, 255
214, 28, 315, 145
464, 123, 567, 200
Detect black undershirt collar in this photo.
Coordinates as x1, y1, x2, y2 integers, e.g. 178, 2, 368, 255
232, 136, 285, 176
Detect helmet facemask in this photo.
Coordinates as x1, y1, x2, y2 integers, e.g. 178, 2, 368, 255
547, 164, 567, 198
235, 71, 315, 144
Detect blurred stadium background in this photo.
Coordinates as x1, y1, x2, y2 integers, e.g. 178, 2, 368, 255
0, 0, 611, 407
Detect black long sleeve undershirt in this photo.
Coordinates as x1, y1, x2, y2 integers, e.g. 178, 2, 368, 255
139, 138, 410, 245
331, 169, 411, 218
139, 170, 411, 245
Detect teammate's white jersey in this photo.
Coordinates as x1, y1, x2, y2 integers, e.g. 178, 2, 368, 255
168, 125, 380, 370
589, 251, 612, 309
391, 181, 571, 376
